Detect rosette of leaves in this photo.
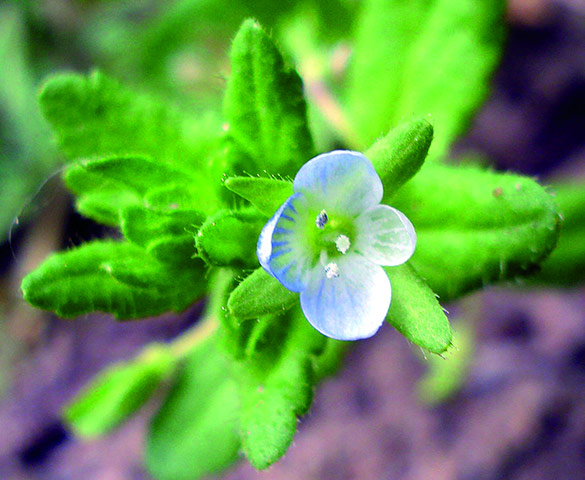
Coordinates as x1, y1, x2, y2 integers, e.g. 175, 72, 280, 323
21, 10, 559, 480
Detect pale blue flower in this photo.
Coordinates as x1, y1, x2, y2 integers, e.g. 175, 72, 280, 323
257, 151, 416, 340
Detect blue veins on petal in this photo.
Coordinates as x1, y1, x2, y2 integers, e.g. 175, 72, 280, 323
257, 150, 416, 341
300, 255, 391, 341
294, 150, 383, 216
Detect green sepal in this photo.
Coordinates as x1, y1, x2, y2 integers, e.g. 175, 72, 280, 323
227, 268, 299, 321
145, 334, 241, 480
392, 163, 561, 300
195, 209, 266, 268
237, 307, 326, 469
64, 343, 176, 437
224, 176, 294, 217
121, 205, 203, 265
223, 19, 314, 177
385, 263, 452, 354
366, 117, 433, 199
21, 240, 206, 320
534, 180, 585, 285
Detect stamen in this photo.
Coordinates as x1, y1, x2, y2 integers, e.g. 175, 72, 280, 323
315, 209, 328, 229
324, 262, 339, 278
335, 234, 351, 254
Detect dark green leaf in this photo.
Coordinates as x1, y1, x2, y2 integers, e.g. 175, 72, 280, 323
533, 180, 585, 285
224, 19, 314, 177
347, 0, 505, 157
224, 176, 294, 217
195, 208, 266, 268
366, 117, 433, 199
64, 344, 175, 437
385, 263, 451, 354
392, 163, 560, 300
227, 268, 298, 321
21, 240, 206, 319
146, 335, 241, 480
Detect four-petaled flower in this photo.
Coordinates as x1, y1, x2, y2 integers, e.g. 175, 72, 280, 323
257, 151, 416, 340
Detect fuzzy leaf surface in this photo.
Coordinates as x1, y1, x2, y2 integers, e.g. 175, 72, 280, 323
347, 0, 505, 156
386, 263, 452, 354
392, 163, 560, 300
224, 176, 294, 217
146, 335, 240, 480
224, 19, 314, 177
21, 241, 206, 319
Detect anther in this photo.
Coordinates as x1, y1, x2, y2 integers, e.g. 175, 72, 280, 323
324, 262, 339, 278
335, 234, 350, 254
315, 209, 328, 229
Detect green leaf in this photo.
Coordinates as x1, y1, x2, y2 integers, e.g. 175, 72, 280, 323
40, 71, 222, 216
121, 205, 203, 265
533, 180, 585, 285
224, 176, 294, 217
385, 263, 451, 354
224, 19, 314, 177
366, 117, 433, 199
347, 0, 505, 157
417, 320, 475, 404
64, 344, 175, 437
392, 163, 560, 300
146, 335, 241, 480
22, 240, 206, 320
237, 307, 326, 469
195, 208, 266, 268
227, 268, 298, 321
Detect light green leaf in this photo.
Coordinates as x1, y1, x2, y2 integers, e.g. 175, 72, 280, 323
224, 19, 314, 177
145, 335, 241, 480
386, 263, 451, 354
366, 117, 433, 199
347, 0, 505, 157
237, 307, 325, 469
64, 344, 175, 437
224, 176, 294, 217
21, 240, 206, 319
195, 208, 266, 268
392, 163, 560, 300
227, 268, 298, 321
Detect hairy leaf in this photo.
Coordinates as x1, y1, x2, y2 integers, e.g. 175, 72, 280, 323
224, 176, 294, 217
146, 335, 240, 480
22, 241, 206, 319
237, 307, 326, 469
195, 208, 266, 268
534, 180, 585, 285
392, 163, 560, 300
228, 268, 298, 321
366, 117, 433, 198
224, 19, 314, 177
386, 263, 451, 353
64, 344, 175, 437
347, 0, 505, 157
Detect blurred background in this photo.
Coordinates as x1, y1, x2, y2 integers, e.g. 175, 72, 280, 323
1, 0, 585, 479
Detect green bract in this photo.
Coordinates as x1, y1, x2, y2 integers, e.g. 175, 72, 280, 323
20, 11, 562, 480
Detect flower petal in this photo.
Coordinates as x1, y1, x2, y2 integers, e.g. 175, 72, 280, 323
354, 205, 416, 266
300, 254, 391, 340
257, 192, 314, 292
293, 150, 383, 216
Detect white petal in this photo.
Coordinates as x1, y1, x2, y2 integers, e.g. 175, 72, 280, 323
257, 192, 314, 292
293, 150, 383, 216
354, 205, 416, 266
300, 254, 391, 340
